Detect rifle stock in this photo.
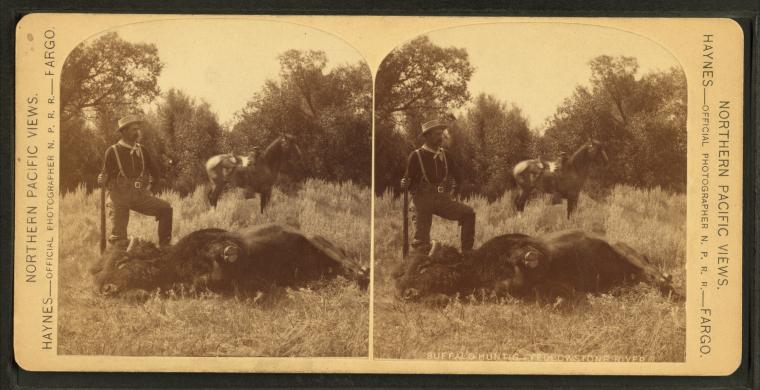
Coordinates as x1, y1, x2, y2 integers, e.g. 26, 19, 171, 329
99, 183, 106, 254
402, 188, 409, 259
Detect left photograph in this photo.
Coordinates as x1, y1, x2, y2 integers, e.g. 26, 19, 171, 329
57, 19, 371, 357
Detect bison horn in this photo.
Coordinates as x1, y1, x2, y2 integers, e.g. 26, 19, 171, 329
403, 288, 420, 300
523, 250, 541, 269
126, 236, 136, 252
223, 245, 240, 263
101, 283, 119, 295
428, 241, 441, 257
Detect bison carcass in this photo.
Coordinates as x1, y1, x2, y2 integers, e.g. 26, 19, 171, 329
391, 233, 547, 303
90, 224, 368, 299
523, 229, 680, 300
391, 229, 680, 304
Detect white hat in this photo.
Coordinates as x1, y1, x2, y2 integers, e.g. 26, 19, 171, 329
116, 115, 145, 133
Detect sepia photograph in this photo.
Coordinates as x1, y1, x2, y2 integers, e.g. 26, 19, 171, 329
374, 23, 687, 361
56, 19, 372, 357
13, 14, 744, 375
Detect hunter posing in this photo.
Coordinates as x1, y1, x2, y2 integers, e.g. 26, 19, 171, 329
401, 119, 476, 254
97, 115, 173, 248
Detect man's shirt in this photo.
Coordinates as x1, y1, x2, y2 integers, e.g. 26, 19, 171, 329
103, 142, 159, 180
405, 146, 462, 189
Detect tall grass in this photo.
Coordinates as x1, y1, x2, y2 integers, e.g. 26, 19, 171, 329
374, 186, 685, 361
58, 180, 370, 357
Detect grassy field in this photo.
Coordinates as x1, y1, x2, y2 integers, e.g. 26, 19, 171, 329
58, 179, 370, 357
373, 186, 686, 361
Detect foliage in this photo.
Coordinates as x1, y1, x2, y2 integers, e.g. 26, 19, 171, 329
60, 32, 370, 194
374, 186, 685, 360
540, 56, 687, 191
147, 89, 224, 195
451, 94, 534, 200
58, 179, 370, 356
375, 41, 687, 198
60, 32, 163, 192
61, 32, 163, 122
374, 36, 474, 194
225, 50, 372, 186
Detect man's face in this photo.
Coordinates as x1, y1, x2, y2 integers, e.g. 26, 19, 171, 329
442, 129, 452, 148
121, 124, 142, 143
425, 128, 445, 148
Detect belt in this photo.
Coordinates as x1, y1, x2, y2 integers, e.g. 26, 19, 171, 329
114, 176, 147, 189
417, 182, 447, 193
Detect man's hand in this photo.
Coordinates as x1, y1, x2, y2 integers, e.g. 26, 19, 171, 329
97, 173, 107, 185
400, 177, 410, 190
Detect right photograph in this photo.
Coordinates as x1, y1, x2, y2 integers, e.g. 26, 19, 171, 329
373, 23, 687, 361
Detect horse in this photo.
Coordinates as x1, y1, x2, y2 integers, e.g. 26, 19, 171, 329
513, 140, 608, 218
206, 134, 304, 213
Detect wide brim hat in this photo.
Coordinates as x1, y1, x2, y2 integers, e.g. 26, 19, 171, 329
116, 115, 145, 134
421, 119, 448, 135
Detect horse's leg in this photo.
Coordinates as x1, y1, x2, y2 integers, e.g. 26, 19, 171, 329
208, 180, 224, 207
514, 188, 526, 212
566, 196, 578, 219
243, 186, 256, 199
259, 188, 272, 214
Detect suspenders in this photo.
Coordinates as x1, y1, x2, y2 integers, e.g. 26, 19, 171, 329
414, 149, 448, 187
110, 144, 146, 188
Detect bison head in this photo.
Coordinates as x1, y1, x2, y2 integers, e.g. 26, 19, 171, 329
90, 229, 247, 299
392, 241, 470, 301
490, 244, 551, 296
90, 237, 166, 299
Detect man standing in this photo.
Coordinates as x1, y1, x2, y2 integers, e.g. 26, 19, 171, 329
401, 119, 475, 254
97, 115, 173, 248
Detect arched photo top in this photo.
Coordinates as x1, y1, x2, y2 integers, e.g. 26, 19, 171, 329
375, 22, 684, 132
59, 18, 373, 193
374, 21, 687, 195
61, 18, 370, 127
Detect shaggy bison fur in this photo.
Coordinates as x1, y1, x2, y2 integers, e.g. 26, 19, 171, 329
392, 233, 548, 304
90, 224, 368, 300
392, 229, 680, 304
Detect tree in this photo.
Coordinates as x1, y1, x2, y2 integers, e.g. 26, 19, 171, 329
61, 32, 163, 122
155, 89, 223, 195
542, 56, 687, 191
59, 32, 163, 193
454, 94, 534, 200
227, 50, 372, 186
374, 35, 474, 194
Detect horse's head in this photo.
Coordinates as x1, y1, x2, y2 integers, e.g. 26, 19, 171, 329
275, 133, 304, 168
585, 139, 609, 165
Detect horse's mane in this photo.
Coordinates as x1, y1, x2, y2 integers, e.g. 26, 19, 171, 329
261, 136, 284, 164
568, 143, 590, 168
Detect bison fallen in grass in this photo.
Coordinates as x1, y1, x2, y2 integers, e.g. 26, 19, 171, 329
392, 229, 680, 305
392, 233, 549, 305
90, 224, 369, 300
526, 230, 680, 301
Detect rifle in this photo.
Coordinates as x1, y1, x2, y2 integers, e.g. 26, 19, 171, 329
99, 176, 107, 254
402, 184, 409, 259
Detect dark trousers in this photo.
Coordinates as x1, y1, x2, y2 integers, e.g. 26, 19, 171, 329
412, 185, 475, 253
108, 181, 173, 246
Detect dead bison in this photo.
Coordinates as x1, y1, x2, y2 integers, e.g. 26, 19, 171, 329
523, 230, 680, 301
90, 224, 368, 299
392, 233, 548, 304
392, 229, 679, 304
